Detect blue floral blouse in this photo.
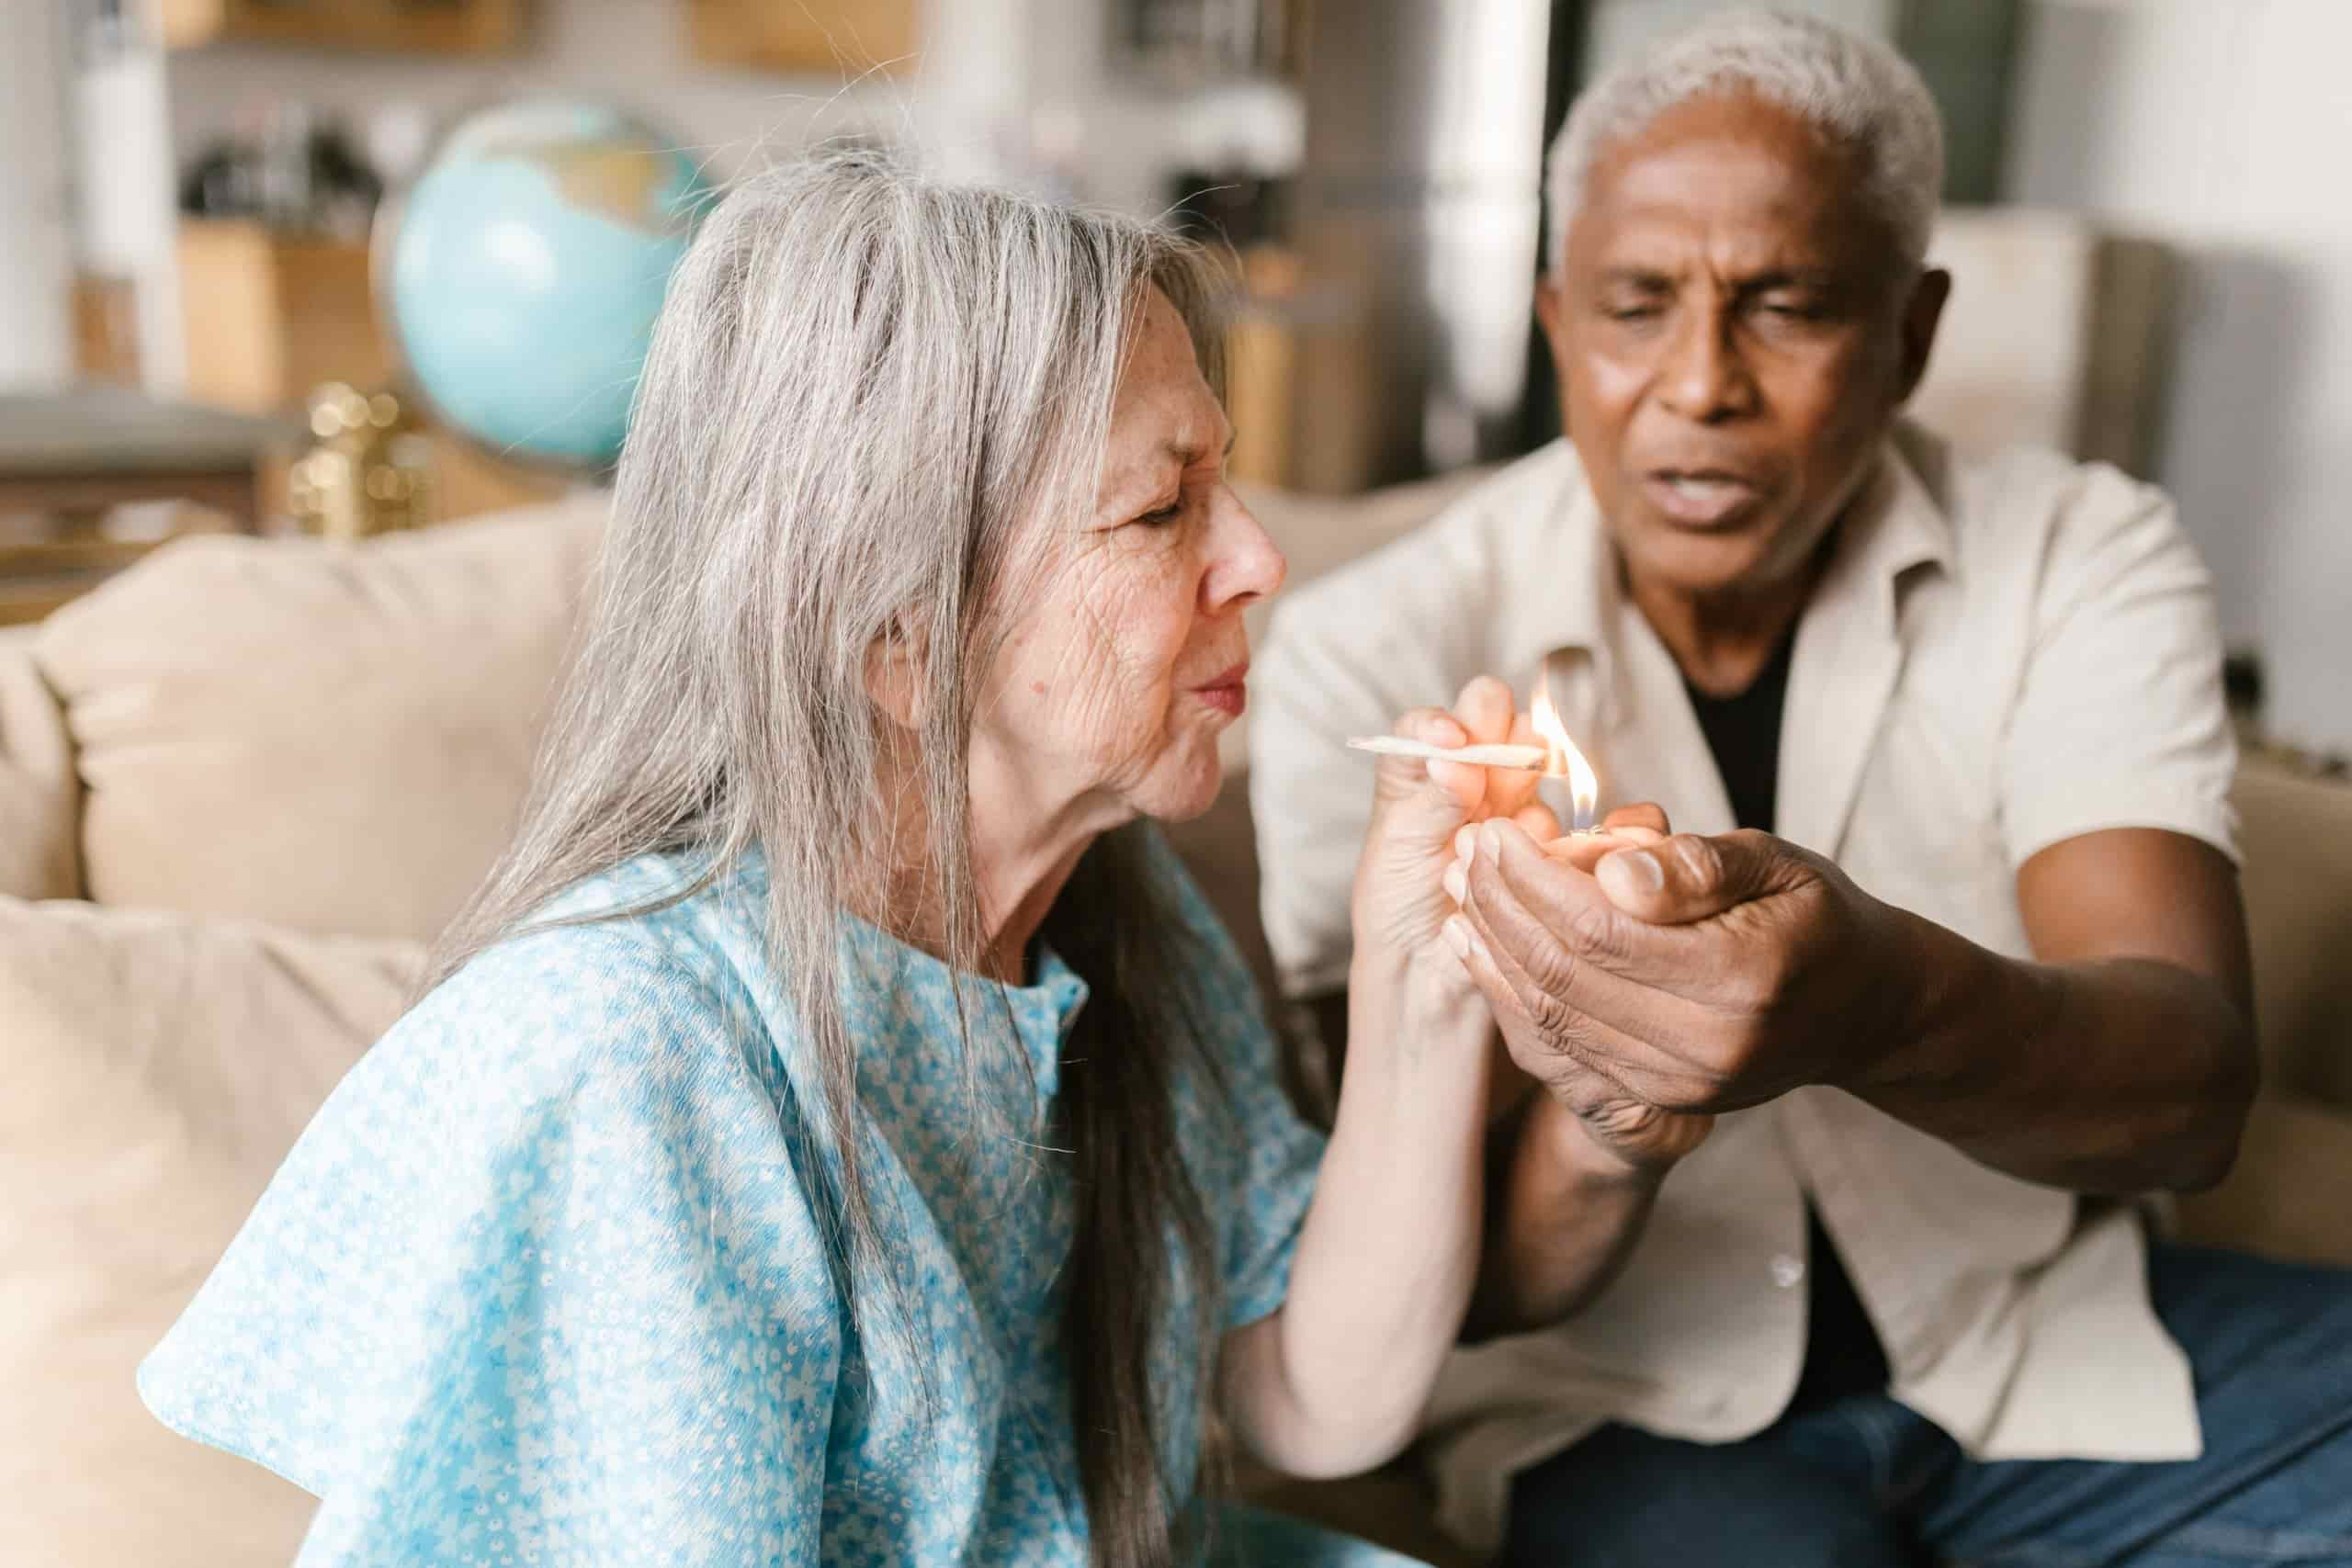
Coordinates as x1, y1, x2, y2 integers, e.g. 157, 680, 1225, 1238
139, 830, 1426, 1566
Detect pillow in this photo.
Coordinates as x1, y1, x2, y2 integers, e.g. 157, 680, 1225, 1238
32, 493, 607, 942
0, 627, 80, 901
0, 896, 423, 1568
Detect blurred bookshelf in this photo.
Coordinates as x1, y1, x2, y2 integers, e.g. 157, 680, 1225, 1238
685, 0, 917, 74
156, 0, 528, 56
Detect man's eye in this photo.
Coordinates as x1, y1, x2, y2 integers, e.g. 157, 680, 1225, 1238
1606, 304, 1660, 323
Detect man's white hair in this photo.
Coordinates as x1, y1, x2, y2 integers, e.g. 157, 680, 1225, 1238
1544, 8, 1945, 276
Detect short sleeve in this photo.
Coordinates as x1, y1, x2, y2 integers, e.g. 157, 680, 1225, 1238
137, 929, 842, 1567
1998, 469, 2239, 867
1139, 828, 1329, 1330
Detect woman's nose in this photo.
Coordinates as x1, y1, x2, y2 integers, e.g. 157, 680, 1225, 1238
1202, 488, 1287, 612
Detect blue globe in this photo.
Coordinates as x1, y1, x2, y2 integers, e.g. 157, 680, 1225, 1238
380, 101, 711, 471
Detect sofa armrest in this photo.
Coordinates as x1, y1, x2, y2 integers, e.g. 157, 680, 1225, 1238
0, 626, 79, 901
2176, 1094, 2352, 1269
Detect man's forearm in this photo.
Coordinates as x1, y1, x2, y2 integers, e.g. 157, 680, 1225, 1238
1463, 1092, 1663, 1341
1858, 910, 2257, 1194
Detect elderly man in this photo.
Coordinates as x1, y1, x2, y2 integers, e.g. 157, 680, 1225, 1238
1252, 11, 2352, 1567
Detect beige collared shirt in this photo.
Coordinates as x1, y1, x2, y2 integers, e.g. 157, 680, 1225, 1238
1249, 423, 2238, 1551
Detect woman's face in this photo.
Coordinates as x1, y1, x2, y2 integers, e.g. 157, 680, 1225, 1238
974, 288, 1285, 828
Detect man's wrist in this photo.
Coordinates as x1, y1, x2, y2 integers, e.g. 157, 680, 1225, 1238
1526, 1091, 1677, 1190
1845, 901, 2047, 1105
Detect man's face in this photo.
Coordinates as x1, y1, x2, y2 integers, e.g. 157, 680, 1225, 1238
1541, 93, 1948, 601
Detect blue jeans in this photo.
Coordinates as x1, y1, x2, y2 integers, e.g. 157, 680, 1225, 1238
1502, 1244, 2352, 1567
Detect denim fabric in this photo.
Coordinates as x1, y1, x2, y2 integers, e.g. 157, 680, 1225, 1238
1503, 1244, 2352, 1567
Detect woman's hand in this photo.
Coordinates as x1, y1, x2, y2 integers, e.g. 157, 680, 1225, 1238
1349, 675, 1559, 980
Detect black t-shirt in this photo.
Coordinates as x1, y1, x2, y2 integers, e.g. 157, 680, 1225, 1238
1682, 631, 1891, 1408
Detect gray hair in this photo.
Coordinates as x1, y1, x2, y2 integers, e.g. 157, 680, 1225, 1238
428, 148, 1230, 1566
1544, 8, 1945, 276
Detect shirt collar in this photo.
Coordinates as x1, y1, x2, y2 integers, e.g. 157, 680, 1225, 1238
725, 843, 1091, 1100
840, 912, 1090, 1100
1499, 429, 1954, 698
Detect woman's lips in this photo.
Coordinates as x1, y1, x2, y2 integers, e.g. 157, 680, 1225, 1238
1642, 469, 1763, 528
1194, 661, 1250, 716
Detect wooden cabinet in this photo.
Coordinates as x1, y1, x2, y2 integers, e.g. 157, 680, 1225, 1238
158, 0, 526, 56
176, 220, 562, 525
178, 220, 390, 416
686, 0, 917, 74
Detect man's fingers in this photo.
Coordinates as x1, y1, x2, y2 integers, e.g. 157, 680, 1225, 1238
1443, 909, 1671, 1111
1544, 824, 1663, 875
1601, 802, 1670, 836
1513, 801, 1563, 840
1471, 819, 1642, 978
1594, 828, 1792, 926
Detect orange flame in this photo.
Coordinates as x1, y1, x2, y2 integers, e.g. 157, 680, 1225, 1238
1530, 678, 1599, 830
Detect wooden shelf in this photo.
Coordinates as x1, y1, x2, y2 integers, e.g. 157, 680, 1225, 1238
686, 0, 917, 74
159, 0, 527, 57
179, 220, 390, 417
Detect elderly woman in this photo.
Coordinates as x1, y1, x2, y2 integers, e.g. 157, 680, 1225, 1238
135, 152, 1569, 1566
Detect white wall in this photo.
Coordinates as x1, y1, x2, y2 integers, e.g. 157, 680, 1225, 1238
1584, 0, 1895, 70
0, 0, 75, 388
2007, 0, 2352, 756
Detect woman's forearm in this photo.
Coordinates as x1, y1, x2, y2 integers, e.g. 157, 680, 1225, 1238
1222, 950, 1491, 1478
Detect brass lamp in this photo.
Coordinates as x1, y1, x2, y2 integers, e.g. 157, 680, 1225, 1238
288, 382, 433, 539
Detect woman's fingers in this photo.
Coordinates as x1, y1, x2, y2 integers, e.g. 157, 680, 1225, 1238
1380, 707, 1485, 816
1451, 674, 1516, 747
1479, 710, 1547, 820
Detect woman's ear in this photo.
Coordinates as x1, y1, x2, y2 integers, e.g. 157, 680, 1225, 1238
864, 621, 926, 730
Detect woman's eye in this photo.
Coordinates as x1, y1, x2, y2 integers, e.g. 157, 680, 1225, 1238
1136, 500, 1185, 526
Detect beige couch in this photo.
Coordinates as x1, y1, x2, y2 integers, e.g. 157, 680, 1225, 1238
5, 485, 2348, 1568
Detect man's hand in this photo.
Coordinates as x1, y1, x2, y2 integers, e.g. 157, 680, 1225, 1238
1450, 822, 1919, 1121
1440, 808, 1713, 1174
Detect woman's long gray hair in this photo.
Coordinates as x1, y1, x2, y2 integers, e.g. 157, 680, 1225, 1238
428, 148, 1233, 1567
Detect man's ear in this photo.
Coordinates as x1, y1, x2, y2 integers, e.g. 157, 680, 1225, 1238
864, 623, 925, 731
1894, 266, 1951, 405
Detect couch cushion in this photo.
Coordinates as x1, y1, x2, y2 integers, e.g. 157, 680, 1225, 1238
0, 626, 80, 901
2176, 1094, 2352, 1269
33, 493, 607, 942
2233, 753, 2352, 1108
0, 896, 422, 1568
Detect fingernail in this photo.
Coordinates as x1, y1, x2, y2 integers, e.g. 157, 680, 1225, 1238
1442, 861, 1467, 905
1453, 824, 1477, 861
1479, 821, 1502, 862
1441, 916, 1472, 958
1607, 849, 1664, 896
